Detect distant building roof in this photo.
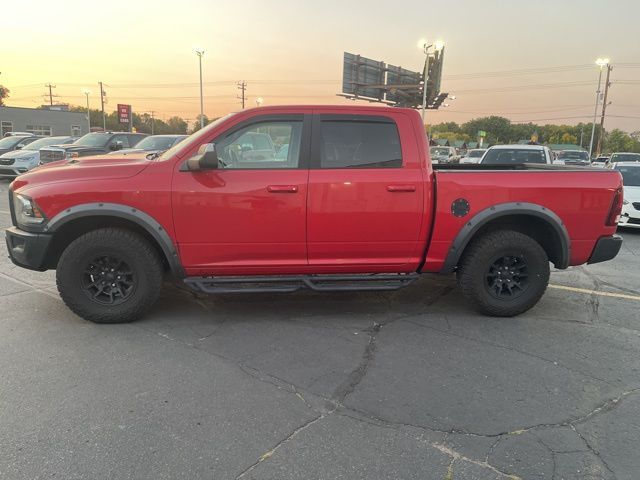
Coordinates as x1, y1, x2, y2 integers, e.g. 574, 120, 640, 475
467, 141, 479, 149
451, 140, 467, 148
434, 138, 450, 146
547, 143, 584, 151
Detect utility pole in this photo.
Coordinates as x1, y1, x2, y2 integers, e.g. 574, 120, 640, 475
596, 64, 612, 157
237, 81, 247, 109
588, 58, 609, 159
99, 81, 106, 131
44, 83, 56, 106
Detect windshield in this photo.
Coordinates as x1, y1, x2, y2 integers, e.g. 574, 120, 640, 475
610, 153, 640, 163
468, 150, 484, 158
24, 137, 71, 150
135, 136, 184, 151
615, 165, 640, 186
481, 148, 546, 164
558, 151, 588, 160
0, 136, 28, 148
430, 147, 450, 156
72, 133, 112, 147
158, 114, 234, 161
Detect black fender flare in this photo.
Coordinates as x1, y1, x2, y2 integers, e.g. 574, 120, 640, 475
440, 202, 570, 273
45, 202, 184, 277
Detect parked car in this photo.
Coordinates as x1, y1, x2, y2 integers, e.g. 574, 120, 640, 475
6, 105, 623, 324
0, 136, 77, 178
0, 134, 41, 156
480, 145, 553, 165
613, 162, 640, 228
430, 146, 458, 164
39, 132, 148, 163
555, 150, 590, 166
608, 153, 640, 165
108, 134, 187, 156
591, 155, 610, 167
459, 149, 486, 164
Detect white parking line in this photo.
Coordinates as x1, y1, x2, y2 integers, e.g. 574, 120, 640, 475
549, 284, 640, 302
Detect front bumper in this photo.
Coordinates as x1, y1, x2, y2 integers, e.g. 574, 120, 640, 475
587, 235, 623, 265
0, 167, 27, 178
5, 226, 53, 271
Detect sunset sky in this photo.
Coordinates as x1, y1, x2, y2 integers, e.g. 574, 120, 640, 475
3, 0, 639, 131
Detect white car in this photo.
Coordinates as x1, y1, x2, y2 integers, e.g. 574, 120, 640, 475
612, 162, 640, 228
479, 144, 554, 165
459, 149, 486, 164
0, 136, 76, 178
429, 146, 459, 164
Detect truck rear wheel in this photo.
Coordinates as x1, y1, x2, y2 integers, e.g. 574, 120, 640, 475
457, 230, 550, 317
56, 228, 163, 323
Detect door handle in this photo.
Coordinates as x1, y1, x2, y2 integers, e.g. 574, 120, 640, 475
267, 185, 298, 193
387, 185, 416, 192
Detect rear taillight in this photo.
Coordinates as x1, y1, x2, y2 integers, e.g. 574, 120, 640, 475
606, 186, 624, 226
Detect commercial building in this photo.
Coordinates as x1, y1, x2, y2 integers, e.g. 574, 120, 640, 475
0, 106, 88, 137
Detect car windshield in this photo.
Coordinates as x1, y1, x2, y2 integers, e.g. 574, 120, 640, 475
23, 137, 71, 150
610, 153, 640, 163
468, 150, 484, 157
430, 147, 450, 156
135, 136, 183, 151
0, 136, 29, 148
482, 148, 546, 164
615, 165, 640, 187
558, 151, 588, 160
72, 133, 112, 147
158, 114, 234, 161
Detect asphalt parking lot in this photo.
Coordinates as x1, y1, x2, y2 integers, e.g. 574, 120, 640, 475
1, 178, 639, 480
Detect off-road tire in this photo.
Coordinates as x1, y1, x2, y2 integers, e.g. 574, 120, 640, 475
56, 228, 163, 323
457, 230, 550, 317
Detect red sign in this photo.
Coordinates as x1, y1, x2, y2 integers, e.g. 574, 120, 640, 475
118, 104, 131, 124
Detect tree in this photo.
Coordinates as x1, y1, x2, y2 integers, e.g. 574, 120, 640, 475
167, 116, 188, 134
461, 116, 512, 145
604, 129, 640, 153
191, 115, 211, 133
0, 85, 9, 106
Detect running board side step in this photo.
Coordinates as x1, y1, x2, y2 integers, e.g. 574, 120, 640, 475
184, 273, 420, 294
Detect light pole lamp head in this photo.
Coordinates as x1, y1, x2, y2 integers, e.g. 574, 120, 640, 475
256, 97, 264, 106
434, 40, 445, 52
82, 89, 91, 96
193, 46, 205, 57
595, 58, 610, 68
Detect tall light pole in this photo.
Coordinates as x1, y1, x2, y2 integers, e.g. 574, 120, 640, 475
194, 47, 205, 129
588, 58, 609, 159
417, 39, 444, 126
82, 89, 91, 133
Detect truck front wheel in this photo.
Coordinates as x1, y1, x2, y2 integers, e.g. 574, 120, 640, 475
56, 228, 163, 323
457, 230, 550, 317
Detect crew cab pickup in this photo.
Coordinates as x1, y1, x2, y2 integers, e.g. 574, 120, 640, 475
5, 105, 624, 324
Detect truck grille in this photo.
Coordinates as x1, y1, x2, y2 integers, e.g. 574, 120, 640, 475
0, 158, 15, 165
40, 149, 66, 163
628, 218, 640, 225
633, 202, 640, 211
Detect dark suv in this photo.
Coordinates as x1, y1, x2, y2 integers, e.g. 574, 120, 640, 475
39, 132, 148, 163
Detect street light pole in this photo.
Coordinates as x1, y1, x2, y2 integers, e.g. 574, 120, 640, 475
194, 47, 205, 129
588, 58, 609, 159
82, 89, 91, 133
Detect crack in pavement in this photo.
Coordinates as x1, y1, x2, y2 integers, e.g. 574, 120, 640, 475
401, 317, 619, 388
235, 412, 330, 479
433, 443, 522, 479
570, 424, 618, 480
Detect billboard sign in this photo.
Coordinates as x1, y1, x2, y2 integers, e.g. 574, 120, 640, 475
118, 104, 131, 124
342, 52, 386, 101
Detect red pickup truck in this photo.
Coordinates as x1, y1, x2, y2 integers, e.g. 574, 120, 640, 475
5, 105, 623, 323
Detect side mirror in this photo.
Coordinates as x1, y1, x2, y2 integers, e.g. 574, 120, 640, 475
184, 143, 219, 171
15, 145, 23, 150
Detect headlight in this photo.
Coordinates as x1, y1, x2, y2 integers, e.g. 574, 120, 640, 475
66, 152, 79, 159
13, 193, 46, 226
623, 199, 629, 205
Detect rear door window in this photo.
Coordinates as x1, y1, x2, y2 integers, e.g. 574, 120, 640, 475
316, 116, 402, 169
